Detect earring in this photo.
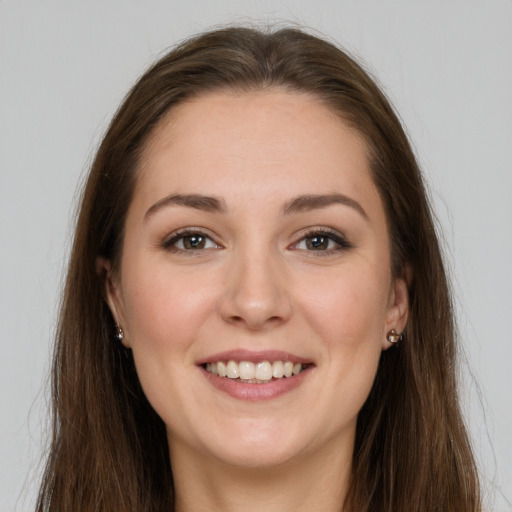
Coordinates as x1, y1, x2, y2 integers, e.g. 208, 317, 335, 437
115, 325, 124, 342
387, 329, 402, 344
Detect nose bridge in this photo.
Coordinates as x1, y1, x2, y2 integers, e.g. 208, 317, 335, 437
219, 237, 291, 329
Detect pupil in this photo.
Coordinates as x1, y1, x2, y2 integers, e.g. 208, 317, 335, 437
184, 235, 204, 249
308, 236, 327, 250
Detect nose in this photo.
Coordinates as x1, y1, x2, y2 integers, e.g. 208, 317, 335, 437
218, 248, 292, 330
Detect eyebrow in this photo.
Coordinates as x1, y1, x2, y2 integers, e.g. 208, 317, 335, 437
144, 192, 368, 221
144, 193, 227, 220
282, 193, 368, 219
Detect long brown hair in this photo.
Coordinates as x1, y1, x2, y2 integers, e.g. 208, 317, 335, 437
37, 26, 481, 511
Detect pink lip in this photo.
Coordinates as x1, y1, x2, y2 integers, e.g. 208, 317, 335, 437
200, 365, 312, 401
196, 349, 314, 401
196, 349, 311, 365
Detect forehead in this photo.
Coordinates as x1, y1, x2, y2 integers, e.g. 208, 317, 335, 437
134, 89, 380, 211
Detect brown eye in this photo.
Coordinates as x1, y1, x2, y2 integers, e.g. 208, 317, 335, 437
293, 229, 351, 253
182, 234, 207, 249
305, 235, 330, 250
164, 231, 219, 251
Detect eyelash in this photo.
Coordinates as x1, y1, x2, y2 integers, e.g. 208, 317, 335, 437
162, 227, 351, 255
292, 228, 351, 255
162, 228, 220, 252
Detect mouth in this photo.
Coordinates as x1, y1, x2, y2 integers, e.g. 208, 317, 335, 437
203, 360, 311, 383
197, 350, 314, 400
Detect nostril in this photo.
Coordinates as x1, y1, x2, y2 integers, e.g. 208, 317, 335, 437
229, 315, 285, 330
218, 273, 293, 329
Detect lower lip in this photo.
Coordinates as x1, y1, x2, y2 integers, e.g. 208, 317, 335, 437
200, 366, 312, 401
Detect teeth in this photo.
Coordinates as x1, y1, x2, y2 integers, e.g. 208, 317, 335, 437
272, 361, 284, 378
226, 360, 239, 379
205, 360, 306, 381
239, 361, 255, 380
217, 361, 227, 377
255, 361, 273, 381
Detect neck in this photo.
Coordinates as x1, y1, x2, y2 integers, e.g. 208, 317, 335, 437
169, 435, 352, 512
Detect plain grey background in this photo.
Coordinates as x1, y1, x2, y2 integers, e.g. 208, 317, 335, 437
1, 1, 511, 510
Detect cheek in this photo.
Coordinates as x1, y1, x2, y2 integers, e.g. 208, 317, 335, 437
124, 262, 207, 332
120, 262, 220, 377
298, 265, 390, 346
295, 266, 389, 417
118, 263, 220, 426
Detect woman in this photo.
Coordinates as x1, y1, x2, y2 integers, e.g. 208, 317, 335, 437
36, 26, 481, 511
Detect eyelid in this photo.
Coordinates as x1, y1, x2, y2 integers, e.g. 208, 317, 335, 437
162, 227, 222, 251
289, 227, 351, 253
161, 226, 350, 254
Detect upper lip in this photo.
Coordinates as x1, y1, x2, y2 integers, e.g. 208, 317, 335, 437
196, 349, 312, 366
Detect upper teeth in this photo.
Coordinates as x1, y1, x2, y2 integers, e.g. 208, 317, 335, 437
205, 360, 304, 381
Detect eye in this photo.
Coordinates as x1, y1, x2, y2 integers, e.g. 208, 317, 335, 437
163, 229, 219, 251
293, 229, 350, 253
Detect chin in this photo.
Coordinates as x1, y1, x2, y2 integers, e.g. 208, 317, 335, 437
195, 418, 314, 469
210, 440, 302, 470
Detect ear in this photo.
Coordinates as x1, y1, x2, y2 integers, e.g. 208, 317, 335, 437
382, 274, 409, 350
96, 256, 130, 347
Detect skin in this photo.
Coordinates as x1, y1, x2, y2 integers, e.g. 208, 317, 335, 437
105, 90, 409, 512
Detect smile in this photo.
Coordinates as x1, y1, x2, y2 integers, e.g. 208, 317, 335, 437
198, 350, 313, 400
204, 360, 307, 382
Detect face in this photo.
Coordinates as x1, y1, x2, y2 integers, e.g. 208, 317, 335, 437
106, 90, 408, 470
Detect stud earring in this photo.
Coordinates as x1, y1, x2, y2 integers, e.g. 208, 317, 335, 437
387, 329, 402, 344
115, 325, 124, 342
